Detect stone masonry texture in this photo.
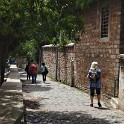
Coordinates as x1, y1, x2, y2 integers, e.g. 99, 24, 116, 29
41, 0, 123, 97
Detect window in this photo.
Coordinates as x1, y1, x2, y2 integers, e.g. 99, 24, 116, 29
101, 5, 109, 38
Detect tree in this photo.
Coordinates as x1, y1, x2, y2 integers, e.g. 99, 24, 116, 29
0, 0, 90, 50
8, 0, 90, 61
0, 0, 40, 84
13, 40, 37, 61
38, 0, 89, 45
0, 0, 90, 84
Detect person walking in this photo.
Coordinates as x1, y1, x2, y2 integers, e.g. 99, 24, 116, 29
41, 63, 48, 83
29, 62, 38, 84
87, 61, 102, 107
25, 61, 31, 80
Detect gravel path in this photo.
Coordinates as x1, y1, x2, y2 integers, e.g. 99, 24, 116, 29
20, 72, 124, 124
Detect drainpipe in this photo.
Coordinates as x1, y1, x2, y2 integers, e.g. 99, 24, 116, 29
114, 78, 117, 98
55, 41, 58, 81
56, 31, 61, 81
58, 32, 61, 82
70, 58, 74, 87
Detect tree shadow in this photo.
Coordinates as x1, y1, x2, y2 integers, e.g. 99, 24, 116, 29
25, 111, 114, 124
0, 88, 24, 123
24, 100, 40, 109
22, 84, 52, 92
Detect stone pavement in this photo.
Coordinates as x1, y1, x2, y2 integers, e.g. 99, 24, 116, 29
20, 71, 124, 124
0, 65, 24, 124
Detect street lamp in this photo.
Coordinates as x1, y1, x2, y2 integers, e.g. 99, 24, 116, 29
55, 4, 68, 81
55, 32, 59, 81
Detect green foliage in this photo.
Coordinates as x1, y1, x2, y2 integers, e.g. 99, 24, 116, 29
0, 0, 26, 38
23, 40, 37, 60
12, 40, 37, 61
40, 0, 88, 46
0, 0, 89, 59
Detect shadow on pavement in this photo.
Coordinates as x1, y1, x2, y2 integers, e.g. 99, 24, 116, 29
24, 99, 40, 109
22, 84, 52, 92
20, 79, 42, 84
25, 111, 114, 124
21, 79, 52, 92
94, 106, 110, 110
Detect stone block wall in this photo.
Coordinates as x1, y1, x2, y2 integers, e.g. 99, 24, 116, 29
42, 44, 75, 85
59, 46, 75, 85
42, 45, 56, 79
74, 0, 121, 96
120, 0, 124, 53
118, 54, 124, 111
42, 0, 122, 97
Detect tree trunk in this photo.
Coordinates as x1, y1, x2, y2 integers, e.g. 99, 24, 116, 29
0, 41, 9, 85
0, 44, 1, 85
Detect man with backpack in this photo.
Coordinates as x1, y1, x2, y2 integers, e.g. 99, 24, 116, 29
87, 61, 102, 107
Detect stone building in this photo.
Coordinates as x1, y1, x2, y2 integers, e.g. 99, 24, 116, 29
74, 0, 122, 97
41, 0, 124, 98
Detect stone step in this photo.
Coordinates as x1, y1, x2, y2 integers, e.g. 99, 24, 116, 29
110, 97, 119, 109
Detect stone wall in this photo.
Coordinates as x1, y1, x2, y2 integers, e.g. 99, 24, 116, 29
42, 44, 75, 85
120, 0, 124, 53
42, 0, 122, 97
74, 0, 121, 96
118, 54, 124, 111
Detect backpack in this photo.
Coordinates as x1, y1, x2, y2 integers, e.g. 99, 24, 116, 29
90, 69, 100, 83
45, 66, 48, 74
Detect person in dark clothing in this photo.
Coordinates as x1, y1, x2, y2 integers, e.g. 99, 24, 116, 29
41, 63, 48, 83
25, 62, 31, 80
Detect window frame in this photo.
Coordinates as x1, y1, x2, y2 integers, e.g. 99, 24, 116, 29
99, 0, 111, 42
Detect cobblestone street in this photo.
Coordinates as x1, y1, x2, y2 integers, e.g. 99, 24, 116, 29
20, 71, 124, 124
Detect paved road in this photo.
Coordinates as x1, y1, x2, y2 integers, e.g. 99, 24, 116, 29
20, 71, 124, 124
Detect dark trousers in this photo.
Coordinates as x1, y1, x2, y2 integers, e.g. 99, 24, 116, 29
32, 74, 37, 83
42, 72, 46, 82
27, 72, 31, 80
90, 88, 101, 97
